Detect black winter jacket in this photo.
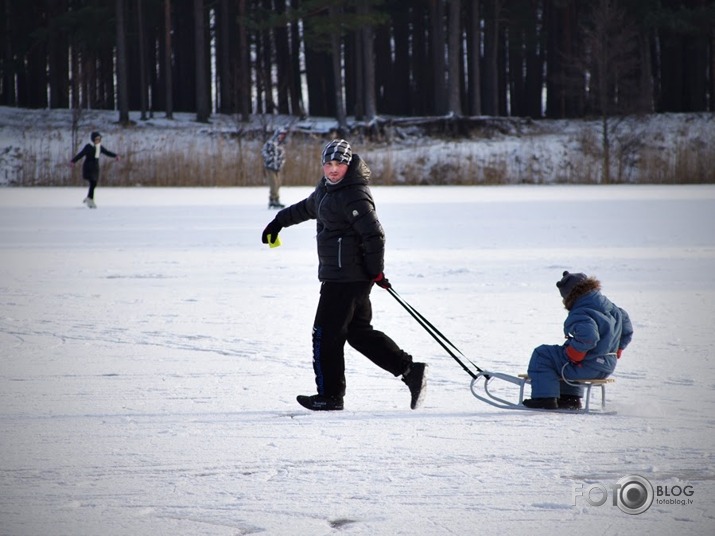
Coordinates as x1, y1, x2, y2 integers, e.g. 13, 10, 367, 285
274, 155, 385, 282
71, 144, 118, 181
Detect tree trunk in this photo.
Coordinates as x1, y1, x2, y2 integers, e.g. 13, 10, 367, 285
1, 0, 15, 105
256, 0, 271, 113
194, 0, 210, 122
116, 0, 130, 124
447, 0, 462, 115
24, 3, 47, 108
409, 6, 431, 114
484, 0, 501, 116
48, 0, 69, 108
237, 0, 250, 121
274, 0, 291, 114
217, 0, 231, 113
711, 26, 715, 112
163, 0, 173, 118
430, 0, 447, 114
288, 0, 305, 116
137, 0, 148, 120
360, 0, 377, 121
468, 0, 482, 115
638, 30, 654, 113
524, 0, 543, 118
684, 34, 707, 111
507, 14, 525, 117
385, 5, 411, 115
329, 5, 347, 131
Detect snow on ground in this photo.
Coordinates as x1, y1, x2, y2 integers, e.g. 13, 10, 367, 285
1, 184, 714, 535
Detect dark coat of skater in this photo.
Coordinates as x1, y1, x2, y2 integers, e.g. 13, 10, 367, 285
71, 131, 119, 208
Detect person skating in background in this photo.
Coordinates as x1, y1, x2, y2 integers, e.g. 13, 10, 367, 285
261, 127, 288, 209
523, 271, 633, 410
261, 139, 427, 411
70, 131, 119, 208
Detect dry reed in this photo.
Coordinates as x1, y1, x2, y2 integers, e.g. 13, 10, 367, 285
11, 125, 715, 187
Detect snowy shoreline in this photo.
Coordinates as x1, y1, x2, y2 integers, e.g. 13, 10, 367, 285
2, 106, 714, 187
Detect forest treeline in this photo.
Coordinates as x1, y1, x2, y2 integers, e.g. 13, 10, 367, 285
2, 0, 714, 129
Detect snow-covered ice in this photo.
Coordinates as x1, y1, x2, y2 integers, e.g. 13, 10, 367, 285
1, 185, 714, 535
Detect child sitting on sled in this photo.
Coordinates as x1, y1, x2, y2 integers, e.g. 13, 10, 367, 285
523, 271, 633, 410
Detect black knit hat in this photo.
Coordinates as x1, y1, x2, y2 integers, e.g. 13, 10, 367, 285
91, 131, 101, 142
556, 271, 588, 299
321, 139, 352, 166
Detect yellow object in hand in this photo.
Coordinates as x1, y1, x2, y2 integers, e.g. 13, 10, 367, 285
268, 234, 282, 248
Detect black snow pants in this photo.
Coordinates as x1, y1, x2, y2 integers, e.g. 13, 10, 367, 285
312, 281, 413, 398
83, 161, 99, 199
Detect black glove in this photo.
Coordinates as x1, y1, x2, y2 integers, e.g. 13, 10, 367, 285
261, 219, 283, 245
372, 272, 391, 289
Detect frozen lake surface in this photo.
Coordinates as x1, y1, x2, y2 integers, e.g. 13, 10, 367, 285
1, 185, 714, 535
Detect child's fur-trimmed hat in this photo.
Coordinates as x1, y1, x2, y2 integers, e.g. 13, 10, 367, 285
556, 270, 588, 299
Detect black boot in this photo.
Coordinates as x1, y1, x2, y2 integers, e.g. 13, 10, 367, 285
402, 363, 427, 409
296, 394, 344, 411
523, 397, 559, 410
558, 395, 582, 410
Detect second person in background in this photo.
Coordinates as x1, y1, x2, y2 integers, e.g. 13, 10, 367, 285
261, 127, 288, 209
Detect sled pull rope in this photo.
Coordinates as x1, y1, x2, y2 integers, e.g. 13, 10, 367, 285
385, 286, 482, 379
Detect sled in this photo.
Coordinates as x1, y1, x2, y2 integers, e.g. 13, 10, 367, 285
469, 371, 616, 414
382, 286, 616, 414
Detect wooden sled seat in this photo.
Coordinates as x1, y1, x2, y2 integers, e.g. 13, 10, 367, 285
518, 374, 615, 412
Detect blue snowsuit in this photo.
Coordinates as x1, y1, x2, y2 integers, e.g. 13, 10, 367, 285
527, 290, 633, 398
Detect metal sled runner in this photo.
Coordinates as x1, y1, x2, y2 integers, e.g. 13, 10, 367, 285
469, 371, 615, 413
